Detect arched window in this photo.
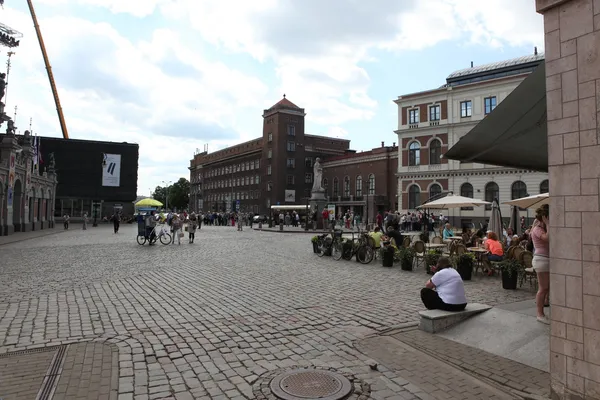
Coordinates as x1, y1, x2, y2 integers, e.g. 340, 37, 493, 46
511, 181, 528, 200
485, 182, 499, 210
408, 142, 420, 166
356, 176, 363, 197
460, 182, 474, 210
429, 139, 441, 165
368, 174, 375, 195
540, 180, 549, 194
429, 183, 442, 199
323, 178, 329, 197
333, 178, 339, 197
343, 176, 350, 197
408, 185, 421, 210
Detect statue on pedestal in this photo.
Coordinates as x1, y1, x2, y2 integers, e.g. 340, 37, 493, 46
0, 73, 6, 103
48, 152, 56, 170
311, 157, 324, 193
6, 119, 15, 136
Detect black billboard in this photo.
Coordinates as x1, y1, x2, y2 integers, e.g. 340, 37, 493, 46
39, 136, 139, 202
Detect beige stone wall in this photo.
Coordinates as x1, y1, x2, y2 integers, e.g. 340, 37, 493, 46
537, 0, 600, 398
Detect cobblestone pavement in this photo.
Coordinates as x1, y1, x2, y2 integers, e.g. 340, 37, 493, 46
0, 225, 538, 399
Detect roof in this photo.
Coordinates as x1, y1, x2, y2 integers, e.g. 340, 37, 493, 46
447, 53, 545, 80
267, 96, 301, 110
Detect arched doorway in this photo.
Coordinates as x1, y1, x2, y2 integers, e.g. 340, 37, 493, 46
13, 179, 22, 231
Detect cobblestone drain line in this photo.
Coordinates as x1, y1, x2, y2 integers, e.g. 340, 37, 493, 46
36, 344, 68, 400
0, 227, 538, 399
0, 346, 57, 400
389, 329, 551, 399
355, 334, 519, 400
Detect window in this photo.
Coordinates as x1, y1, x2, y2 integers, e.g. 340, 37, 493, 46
484, 96, 497, 115
287, 141, 296, 151
511, 181, 528, 200
288, 125, 295, 136
245, 162, 250, 170
484, 182, 499, 210
368, 174, 375, 195
287, 175, 295, 185
409, 108, 419, 124
429, 139, 441, 165
256, 159, 260, 169
245, 176, 249, 185
344, 176, 350, 197
287, 158, 295, 168
267, 182, 272, 191
255, 175, 260, 184
540, 180, 549, 194
268, 149, 272, 158
305, 157, 313, 168
255, 190, 260, 198
333, 178, 339, 197
267, 165, 272, 175
429, 183, 442, 200
408, 142, 420, 166
408, 185, 420, 210
429, 104, 440, 121
460, 182, 474, 210
305, 173, 312, 183
460, 100, 472, 118
323, 178, 328, 193
356, 176, 363, 197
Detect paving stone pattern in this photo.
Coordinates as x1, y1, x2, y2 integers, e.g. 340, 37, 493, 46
0, 347, 57, 400
0, 225, 537, 399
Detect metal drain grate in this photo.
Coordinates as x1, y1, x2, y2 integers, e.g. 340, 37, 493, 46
36, 345, 69, 400
270, 369, 353, 400
0, 346, 60, 358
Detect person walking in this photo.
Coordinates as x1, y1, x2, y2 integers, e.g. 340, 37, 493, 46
188, 213, 197, 243
82, 213, 88, 230
112, 212, 121, 233
63, 214, 70, 230
172, 215, 183, 245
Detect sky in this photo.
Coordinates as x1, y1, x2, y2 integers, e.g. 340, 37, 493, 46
1, 0, 544, 197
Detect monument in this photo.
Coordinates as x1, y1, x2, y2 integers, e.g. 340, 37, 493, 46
310, 157, 328, 229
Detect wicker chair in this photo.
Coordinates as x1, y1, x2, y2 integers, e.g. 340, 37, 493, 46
512, 247, 524, 263
402, 236, 411, 248
455, 244, 466, 256
507, 246, 517, 260
519, 251, 537, 289
431, 236, 443, 244
413, 240, 426, 270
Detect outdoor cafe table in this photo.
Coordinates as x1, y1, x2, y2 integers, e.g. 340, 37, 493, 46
426, 243, 447, 250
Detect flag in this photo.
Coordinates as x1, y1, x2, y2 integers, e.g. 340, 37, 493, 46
33, 135, 38, 166
37, 136, 43, 165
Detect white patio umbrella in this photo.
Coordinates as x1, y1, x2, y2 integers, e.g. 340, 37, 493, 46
417, 194, 491, 209
503, 193, 549, 209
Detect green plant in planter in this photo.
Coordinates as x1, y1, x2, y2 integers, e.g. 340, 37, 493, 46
456, 252, 476, 268
424, 250, 441, 274
498, 258, 523, 278
311, 236, 319, 243
399, 247, 415, 270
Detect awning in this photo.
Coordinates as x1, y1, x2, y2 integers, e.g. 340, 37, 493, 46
417, 194, 490, 209
444, 62, 547, 172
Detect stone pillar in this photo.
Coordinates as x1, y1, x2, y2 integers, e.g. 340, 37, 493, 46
537, 0, 600, 398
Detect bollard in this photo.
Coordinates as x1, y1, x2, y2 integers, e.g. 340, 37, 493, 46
258, 221, 262, 229
279, 223, 283, 231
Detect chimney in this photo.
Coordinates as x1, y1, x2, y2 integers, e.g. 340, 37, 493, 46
392, 142, 396, 147
534, 46, 538, 55
470, 61, 473, 68
381, 141, 384, 147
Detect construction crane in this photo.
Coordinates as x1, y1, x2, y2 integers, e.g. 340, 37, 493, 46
26, 0, 69, 139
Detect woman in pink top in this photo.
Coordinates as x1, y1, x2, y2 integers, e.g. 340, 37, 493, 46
531, 205, 550, 324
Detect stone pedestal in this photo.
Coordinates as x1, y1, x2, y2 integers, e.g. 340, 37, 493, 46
310, 190, 328, 230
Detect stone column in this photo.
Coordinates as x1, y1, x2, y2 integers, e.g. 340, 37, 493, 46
537, 0, 600, 399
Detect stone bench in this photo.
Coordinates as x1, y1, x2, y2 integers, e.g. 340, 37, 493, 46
418, 303, 492, 333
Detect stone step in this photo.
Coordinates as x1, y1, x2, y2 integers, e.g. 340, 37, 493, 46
418, 303, 492, 333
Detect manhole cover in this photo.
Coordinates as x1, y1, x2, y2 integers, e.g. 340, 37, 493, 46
269, 369, 353, 400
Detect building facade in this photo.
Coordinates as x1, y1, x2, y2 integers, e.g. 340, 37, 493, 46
395, 53, 549, 227
0, 131, 57, 235
39, 137, 139, 220
189, 97, 350, 215
321, 142, 398, 223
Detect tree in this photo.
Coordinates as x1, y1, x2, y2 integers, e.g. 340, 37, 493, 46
168, 178, 190, 211
152, 186, 167, 206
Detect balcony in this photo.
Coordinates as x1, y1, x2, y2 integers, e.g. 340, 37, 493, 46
429, 121, 440, 126
409, 124, 419, 129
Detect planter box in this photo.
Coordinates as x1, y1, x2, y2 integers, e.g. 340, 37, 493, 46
401, 261, 413, 271
312, 241, 319, 253
457, 263, 472, 281
382, 248, 394, 267
501, 270, 518, 290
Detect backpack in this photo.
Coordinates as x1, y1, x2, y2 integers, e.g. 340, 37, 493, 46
167, 213, 173, 226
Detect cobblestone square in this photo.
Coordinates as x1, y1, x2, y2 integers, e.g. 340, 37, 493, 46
0, 225, 539, 399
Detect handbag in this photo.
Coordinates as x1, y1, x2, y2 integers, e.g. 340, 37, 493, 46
178, 231, 184, 238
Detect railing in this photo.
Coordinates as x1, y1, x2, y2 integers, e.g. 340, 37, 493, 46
429, 121, 440, 126
409, 124, 419, 129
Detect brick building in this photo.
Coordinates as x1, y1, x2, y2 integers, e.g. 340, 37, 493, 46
321, 142, 398, 224
395, 53, 549, 228
189, 97, 349, 215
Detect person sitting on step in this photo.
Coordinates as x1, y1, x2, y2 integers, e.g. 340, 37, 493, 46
420, 257, 467, 312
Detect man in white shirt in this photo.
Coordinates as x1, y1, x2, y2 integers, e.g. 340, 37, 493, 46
421, 257, 467, 311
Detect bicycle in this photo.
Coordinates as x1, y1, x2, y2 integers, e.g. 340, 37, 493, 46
342, 228, 375, 264
317, 229, 344, 260
137, 224, 171, 245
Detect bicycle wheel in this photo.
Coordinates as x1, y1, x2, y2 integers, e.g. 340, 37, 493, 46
357, 246, 374, 264
331, 241, 343, 260
160, 233, 171, 245
317, 239, 326, 257
136, 235, 146, 245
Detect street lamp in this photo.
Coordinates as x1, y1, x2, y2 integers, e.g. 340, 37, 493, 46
162, 180, 172, 211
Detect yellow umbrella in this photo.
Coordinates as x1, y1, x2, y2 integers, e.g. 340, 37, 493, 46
135, 198, 163, 207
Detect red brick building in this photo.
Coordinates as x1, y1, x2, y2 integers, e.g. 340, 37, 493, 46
322, 142, 398, 224
189, 97, 350, 215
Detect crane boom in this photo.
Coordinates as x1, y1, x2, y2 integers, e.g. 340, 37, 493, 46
26, 0, 69, 139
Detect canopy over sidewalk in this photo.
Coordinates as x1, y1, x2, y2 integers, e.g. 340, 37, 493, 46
444, 62, 548, 172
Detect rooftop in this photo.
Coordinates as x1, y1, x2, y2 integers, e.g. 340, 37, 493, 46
445, 53, 545, 86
